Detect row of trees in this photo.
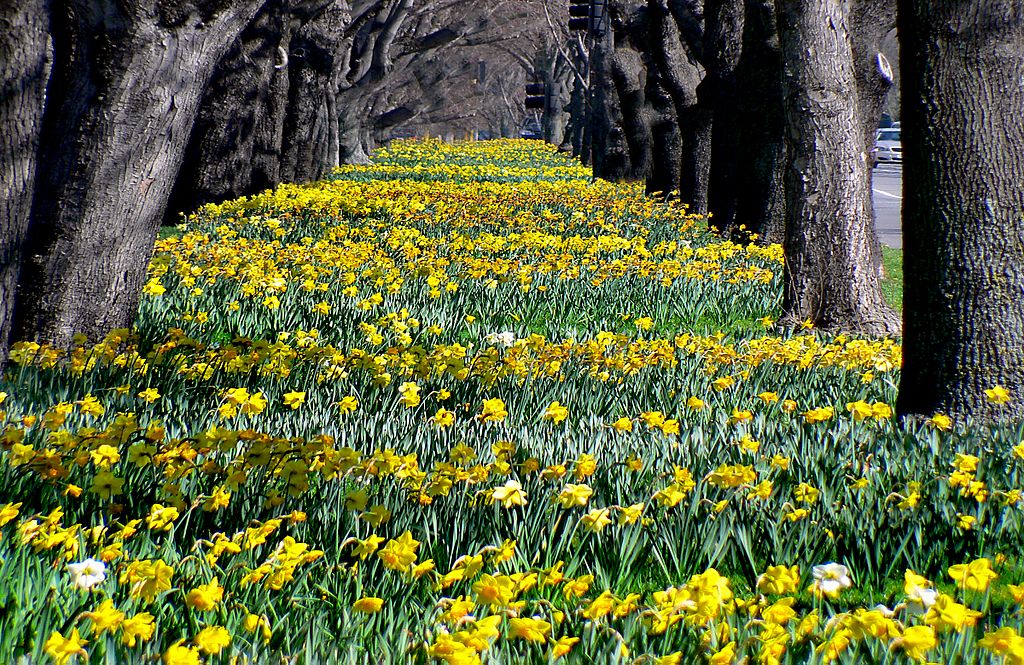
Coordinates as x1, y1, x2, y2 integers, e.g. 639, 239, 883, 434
1, 0, 557, 355
553, 0, 1023, 422
561, 0, 897, 335
1, 0, 1022, 423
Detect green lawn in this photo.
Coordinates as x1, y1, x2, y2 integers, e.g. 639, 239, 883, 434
881, 245, 903, 311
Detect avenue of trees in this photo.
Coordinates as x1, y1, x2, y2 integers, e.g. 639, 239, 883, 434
1, 0, 558, 356
566, 0, 1023, 422
1, 0, 1022, 423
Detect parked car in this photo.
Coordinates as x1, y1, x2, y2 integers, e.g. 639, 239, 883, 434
519, 122, 543, 140
871, 128, 901, 167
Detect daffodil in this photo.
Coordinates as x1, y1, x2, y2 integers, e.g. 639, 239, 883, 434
556, 483, 593, 508
810, 562, 852, 599
377, 531, 420, 572
67, 558, 106, 590
491, 479, 527, 508
185, 578, 223, 611
44, 628, 88, 664
507, 617, 550, 642
947, 557, 998, 592
352, 596, 384, 613
542, 400, 569, 423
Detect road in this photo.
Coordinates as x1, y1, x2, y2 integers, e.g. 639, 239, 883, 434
872, 163, 902, 248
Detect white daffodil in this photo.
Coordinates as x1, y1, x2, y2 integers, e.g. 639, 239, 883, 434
811, 562, 852, 598
906, 586, 939, 616
484, 331, 516, 348
67, 558, 106, 590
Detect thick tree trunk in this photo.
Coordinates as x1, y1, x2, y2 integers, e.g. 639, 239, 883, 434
166, 0, 346, 222
646, 0, 709, 210
645, 74, 681, 196
281, 2, 347, 181
610, 47, 652, 179
542, 58, 572, 147
326, 89, 341, 168
166, 1, 292, 222
703, 0, 744, 235
12, 0, 266, 348
776, 0, 899, 336
850, 0, 895, 282
680, 88, 713, 214
730, 0, 786, 244
0, 0, 50, 358
896, 1, 1024, 422
850, 1, 895, 169
590, 26, 632, 180
339, 105, 372, 164
564, 75, 589, 158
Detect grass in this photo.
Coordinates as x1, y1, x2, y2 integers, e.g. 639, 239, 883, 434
881, 246, 904, 311
157, 226, 181, 241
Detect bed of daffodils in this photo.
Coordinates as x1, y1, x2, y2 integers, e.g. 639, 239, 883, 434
2, 139, 1024, 664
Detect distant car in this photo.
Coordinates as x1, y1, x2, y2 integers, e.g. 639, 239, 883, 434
519, 128, 543, 140
871, 128, 901, 167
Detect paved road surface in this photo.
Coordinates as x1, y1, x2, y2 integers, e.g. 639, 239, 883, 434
872, 163, 902, 248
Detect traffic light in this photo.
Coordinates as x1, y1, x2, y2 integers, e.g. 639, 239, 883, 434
525, 82, 546, 110
568, 0, 590, 31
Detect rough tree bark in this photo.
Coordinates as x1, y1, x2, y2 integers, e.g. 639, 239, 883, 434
280, 1, 348, 182
589, 16, 632, 180
896, 1, 1024, 422
165, 0, 295, 222
728, 0, 786, 244
11, 0, 267, 349
703, 0, 744, 235
564, 71, 590, 160
540, 51, 572, 147
334, 0, 413, 164
610, 43, 653, 180
776, 0, 899, 335
849, 0, 895, 278
166, 0, 346, 222
647, 0, 710, 212
645, 73, 682, 196
0, 0, 51, 357
588, 0, 665, 182
643, 2, 686, 186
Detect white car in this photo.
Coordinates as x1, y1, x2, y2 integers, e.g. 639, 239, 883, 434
871, 128, 902, 167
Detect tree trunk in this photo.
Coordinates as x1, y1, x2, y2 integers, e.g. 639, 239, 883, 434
610, 47, 652, 179
12, 0, 266, 349
590, 24, 632, 180
646, 0, 708, 210
166, 0, 346, 222
681, 87, 713, 214
850, 0, 896, 278
703, 0, 745, 235
645, 73, 681, 196
896, 1, 1024, 422
281, 2, 347, 181
0, 0, 50, 358
564, 74, 588, 157
339, 106, 372, 164
166, 0, 291, 223
776, 0, 899, 336
325, 88, 341, 168
730, 0, 786, 244
542, 56, 572, 147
